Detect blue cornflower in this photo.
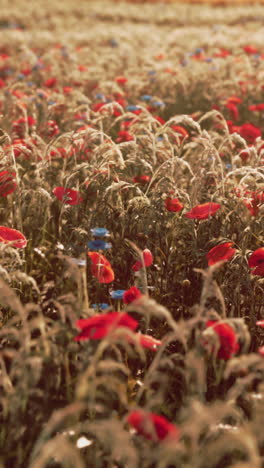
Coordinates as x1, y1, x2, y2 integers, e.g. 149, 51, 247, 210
157, 136, 163, 141
17, 73, 25, 80
109, 39, 118, 47
90, 227, 110, 237
140, 95, 152, 102
92, 303, 109, 310
126, 105, 140, 112
226, 164, 232, 170
48, 100, 56, 106
95, 93, 105, 100
148, 70, 156, 76
205, 57, 213, 63
88, 240, 112, 250
152, 101, 164, 108
110, 290, 125, 300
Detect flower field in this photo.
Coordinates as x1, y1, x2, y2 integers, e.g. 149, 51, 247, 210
0, 0, 264, 466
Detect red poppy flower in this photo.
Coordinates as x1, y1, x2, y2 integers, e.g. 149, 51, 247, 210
52, 187, 83, 205
154, 116, 165, 125
88, 252, 115, 283
44, 77, 57, 88
127, 410, 180, 442
115, 97, 127, 108
12, 117, 36, 137
203, 321, 240, 360
0, 226, 27, 248
239, 149, 251, 162
11, 89, 27, 99
213, 48, 231, 58
121, 119, 137, 130
116, 130, 134, 143
74, 311, 138, 341
243, 45, 258, 55
164, 197, 184, 212
123, 286, 142, 304
206, 242, 236, 266
91, 102, 106, 113
10, 138, 36, 160
248, 103, 264, 112
78, 65, 87, 72
256, 320, 264, 328
0, 171, 17, 196
258, 346, 264, 357
242, 191, 264, 217
248, 247, 264, 276
225, 102, 239, 121
44, 120, 59, 138
137, 334, 162, 351
133, 175, 150, 184
238, 123, 261, 144
63, 86, 73, 94
48, 147, 68, 159
132, 249, 153, 272
171, 125, 189, 141
226, 120, 241, 134
226, 96, 242, 105
21, 67, 31, 76
88, 251, 111, 267
185, 202, 221, 220
91, 265, 115, 283
115, 76, 127, 85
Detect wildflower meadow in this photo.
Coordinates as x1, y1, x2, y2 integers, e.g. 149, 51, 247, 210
0, 0, 263, 466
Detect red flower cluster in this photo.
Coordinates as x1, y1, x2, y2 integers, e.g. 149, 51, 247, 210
234, 187, 264, 216
0, 226, 27, 248
88, 252, 115, 283
248, 248, 264, 276
74, 310, 161, 352
248, 103, 264, 112
127, 410, 179, 442
206, 242, 236, 266
203, 320, 240, 360
53, 187, 83, 205
132, 249, 153, 272
185, 202, 221, 220
0, 171, 17, 196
